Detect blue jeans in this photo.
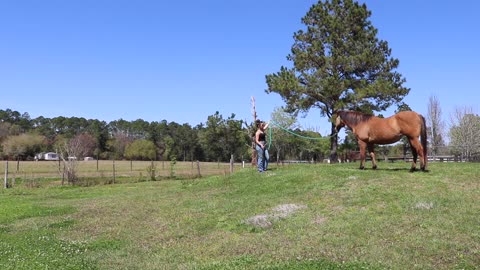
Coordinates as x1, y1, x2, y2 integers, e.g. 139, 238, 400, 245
256, 143, 266, 172
264, 149, 269, 170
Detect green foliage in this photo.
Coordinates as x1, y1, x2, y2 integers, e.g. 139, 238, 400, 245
124, 139, 156, 160
267, 0, 409, 116
269, 107, 330, 161
0, 109, 32, 132
1, 133, 45, 159
0, 122, 16, 142
198, 112, 248, 162
146, 161, 157, 181
269, 107, 299, 161
169, 156, 177, 178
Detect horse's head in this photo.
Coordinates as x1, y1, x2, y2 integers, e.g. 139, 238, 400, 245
334, 113, 345, 133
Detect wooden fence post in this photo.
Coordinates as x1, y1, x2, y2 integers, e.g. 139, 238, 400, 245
4, 160, 8, 189
61, 163, 65, 185
230, 155, 234, 174
112, 160, 116, 184
196, 160, 201, 177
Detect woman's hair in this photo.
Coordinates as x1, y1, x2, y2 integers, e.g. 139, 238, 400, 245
255, 119, 262, 128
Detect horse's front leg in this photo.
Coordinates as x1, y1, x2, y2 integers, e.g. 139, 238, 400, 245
358, 141, 367, 170
368, 144, 377, 169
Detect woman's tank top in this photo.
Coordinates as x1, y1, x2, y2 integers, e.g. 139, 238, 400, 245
258, 131, 266, 142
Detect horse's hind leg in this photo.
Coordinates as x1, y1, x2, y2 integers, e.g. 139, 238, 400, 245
368, 144, 377, 169
409, 139, 419, 172
410, 138, 426, 171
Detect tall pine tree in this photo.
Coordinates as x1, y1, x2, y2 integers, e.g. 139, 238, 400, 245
266, 0, 409, 161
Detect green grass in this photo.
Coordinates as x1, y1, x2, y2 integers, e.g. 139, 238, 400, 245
0, 162, 479, 269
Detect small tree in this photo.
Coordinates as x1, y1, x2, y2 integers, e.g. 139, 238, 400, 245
56, 133, 97, 184
198, 112, 248, 162
269, 107, 299, 162
109, 131, 134, 160
2, 133, 45, 160
124, 139, 156, 161
449, 106, 480, 161
427, 95, 445, 156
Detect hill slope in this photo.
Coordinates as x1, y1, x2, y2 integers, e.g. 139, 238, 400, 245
1, 162, 479, 269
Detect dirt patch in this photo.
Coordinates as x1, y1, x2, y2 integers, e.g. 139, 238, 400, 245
414, 202, 434, 210
245, 203, 307, 228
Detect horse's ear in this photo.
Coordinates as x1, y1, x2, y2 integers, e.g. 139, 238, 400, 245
332, 110, 341, 119
330, 112, 337, 123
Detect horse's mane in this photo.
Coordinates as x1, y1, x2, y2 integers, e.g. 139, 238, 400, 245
337, 111, 374, 126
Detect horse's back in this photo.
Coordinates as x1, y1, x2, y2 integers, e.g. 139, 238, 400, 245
395, 111, 420, 118
394, 111, 422, 123
394, 111, 423, 135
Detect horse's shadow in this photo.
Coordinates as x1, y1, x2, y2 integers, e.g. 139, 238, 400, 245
358, 167, 430, 173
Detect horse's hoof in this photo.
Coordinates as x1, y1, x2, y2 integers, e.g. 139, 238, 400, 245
372, 165, 377, 170
359, 166, 365, 170
409, 167, 416, 173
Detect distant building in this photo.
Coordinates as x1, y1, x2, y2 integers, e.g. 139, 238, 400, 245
36, 152, 60, 161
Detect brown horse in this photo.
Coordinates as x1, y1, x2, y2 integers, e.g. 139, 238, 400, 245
334, 111, 427, 171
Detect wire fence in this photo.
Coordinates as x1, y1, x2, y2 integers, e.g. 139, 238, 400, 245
1, 160, 251, 188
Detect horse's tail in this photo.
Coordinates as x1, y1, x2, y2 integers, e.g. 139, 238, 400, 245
420, 114, 428, 168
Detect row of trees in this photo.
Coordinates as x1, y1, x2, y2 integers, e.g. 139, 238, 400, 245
0, 108, 332, 164
3, 99, 477, 167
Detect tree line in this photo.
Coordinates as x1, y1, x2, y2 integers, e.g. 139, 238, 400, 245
0, 108, 331, 163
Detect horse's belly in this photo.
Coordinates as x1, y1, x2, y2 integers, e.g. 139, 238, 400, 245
369, 134, 402, 144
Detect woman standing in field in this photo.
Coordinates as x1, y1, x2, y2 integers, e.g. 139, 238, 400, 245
255, 119, 269, 172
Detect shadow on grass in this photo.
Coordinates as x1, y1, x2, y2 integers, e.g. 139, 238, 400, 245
354, 167, 430, 173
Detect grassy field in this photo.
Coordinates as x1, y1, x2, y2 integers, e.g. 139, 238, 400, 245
0, 162, 479, 269
1, 160, 241, 185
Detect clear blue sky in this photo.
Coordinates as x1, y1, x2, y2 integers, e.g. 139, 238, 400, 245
1, 0, 478, 136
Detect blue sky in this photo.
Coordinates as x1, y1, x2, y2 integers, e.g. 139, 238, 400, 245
1, 1, 478, 136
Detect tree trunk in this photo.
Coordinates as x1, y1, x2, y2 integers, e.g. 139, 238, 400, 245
329, 122, 338, 163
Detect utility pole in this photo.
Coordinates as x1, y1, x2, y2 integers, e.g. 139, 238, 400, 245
251, 96, 257, 166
